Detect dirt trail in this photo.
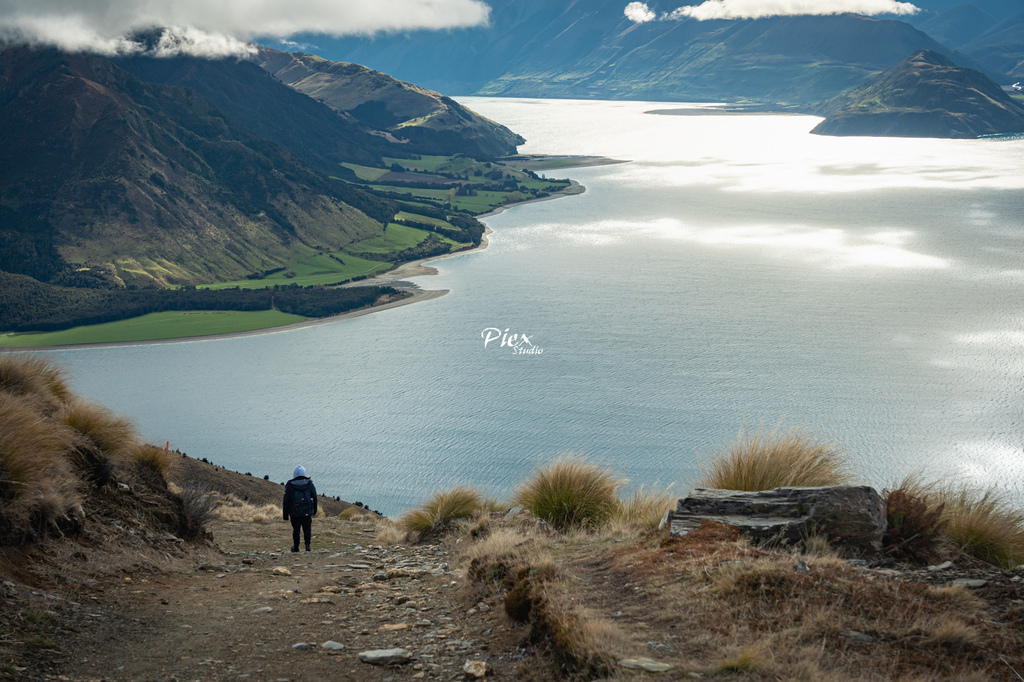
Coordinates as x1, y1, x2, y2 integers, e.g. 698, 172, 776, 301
51, 518, 528, 682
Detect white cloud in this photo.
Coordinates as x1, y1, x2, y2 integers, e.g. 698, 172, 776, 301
624, 0, 918, 24
666, 0, 918, 21
624, 2, 657, 23
0, 0, 491, 57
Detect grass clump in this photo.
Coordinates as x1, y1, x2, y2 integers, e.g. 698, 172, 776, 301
397, 485, 484, 540
611, 485, 674, 530
883, 477, 947, 562
513, 455, 623, 531
130, 444, 175, 476
939, 485, 1024, 569
699, 425, 851, 491
0, 353, 71, 408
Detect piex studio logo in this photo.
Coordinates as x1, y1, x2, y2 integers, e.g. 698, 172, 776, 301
481, 327, 544, 355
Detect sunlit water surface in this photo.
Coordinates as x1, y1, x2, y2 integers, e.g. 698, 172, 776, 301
51, 99, 1024, 515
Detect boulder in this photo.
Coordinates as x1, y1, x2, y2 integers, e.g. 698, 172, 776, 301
667, 486, 886, 550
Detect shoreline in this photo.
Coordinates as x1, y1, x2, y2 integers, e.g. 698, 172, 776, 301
16, 176, 592, 351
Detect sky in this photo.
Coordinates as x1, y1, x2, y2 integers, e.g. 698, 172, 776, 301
0, 0, 923, 58
0, 0, 491, 57
625, 0, 918, 23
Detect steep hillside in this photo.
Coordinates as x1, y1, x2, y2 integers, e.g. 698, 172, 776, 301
254, 47, 523, 158
112, 53, 399, 172
294, 0, 1007, 105
905, 0, 1023, 77
811, 50, 1024, 137
0, 47, 393, 286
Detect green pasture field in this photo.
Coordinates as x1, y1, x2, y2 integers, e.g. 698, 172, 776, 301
346, 223, 432, 254
340, 162, 389, 181
201, 252, 390, 290
0, 310, 308, 347
395, 211, 453, 228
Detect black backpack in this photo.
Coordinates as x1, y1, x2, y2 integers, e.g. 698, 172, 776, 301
291, 481, 314, 516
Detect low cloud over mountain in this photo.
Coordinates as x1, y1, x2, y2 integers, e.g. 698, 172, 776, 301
0, 0, 491, 57
625, 0, 919, 23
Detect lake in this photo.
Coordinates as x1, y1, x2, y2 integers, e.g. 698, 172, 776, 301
50, 98, 1024, 515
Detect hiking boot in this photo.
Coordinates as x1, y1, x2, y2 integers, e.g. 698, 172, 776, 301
305, 545, 311, 552
291, 546, 299, 553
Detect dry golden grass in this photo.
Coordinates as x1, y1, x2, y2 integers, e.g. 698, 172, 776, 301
887, 475, 1024, 568
60, 399, 137, 457
612, 485, 674, 530
699, 425, 852, 491
938, 485, 1024, 569
130, 444, 175, 476
397, 485, 484, 539
215, 496, 280, 524
375, 520, 408, 545
513, 455, 623, 531
0, 353, 71, 409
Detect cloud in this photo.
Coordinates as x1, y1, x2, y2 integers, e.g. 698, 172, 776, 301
624, 1, 658, 23
0, 0, 491, 58
625, 0, 918, 24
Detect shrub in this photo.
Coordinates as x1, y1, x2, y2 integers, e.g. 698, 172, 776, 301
513, 456, 623, 531
179, 481, 218, 527
398, 485, 484, 539
938, 486, 1024, 569
699, 425, 851, 491
883, 484, 947, 562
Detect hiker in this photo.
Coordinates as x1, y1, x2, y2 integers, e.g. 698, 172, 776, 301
283, 465, 317, 552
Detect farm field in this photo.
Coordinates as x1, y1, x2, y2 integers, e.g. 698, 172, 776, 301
0, 310, 308, 347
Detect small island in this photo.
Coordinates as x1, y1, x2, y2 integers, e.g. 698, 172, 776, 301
812, 50, 1024, 139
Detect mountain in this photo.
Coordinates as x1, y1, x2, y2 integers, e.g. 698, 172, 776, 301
277, 0, 1008, 105
111, 52, 397, 174
0, 47, 396, 287
253, 47, 523, 158
811, 50, 1024, 138
904, 0, 1024, 78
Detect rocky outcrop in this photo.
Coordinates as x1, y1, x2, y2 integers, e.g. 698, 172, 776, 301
666, 486, 887, 550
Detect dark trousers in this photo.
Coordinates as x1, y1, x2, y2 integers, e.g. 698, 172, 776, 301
290, 515, 312, 548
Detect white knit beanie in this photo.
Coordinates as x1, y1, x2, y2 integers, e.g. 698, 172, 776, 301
293, 465, 306, 478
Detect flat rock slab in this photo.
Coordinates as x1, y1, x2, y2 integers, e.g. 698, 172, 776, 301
359, 648, 412, 665
667, 486, 886, 549
321, 640, 345, 651
620, 657, 672, 672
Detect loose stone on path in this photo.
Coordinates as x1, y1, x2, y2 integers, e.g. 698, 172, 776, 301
358, 648, 412, 665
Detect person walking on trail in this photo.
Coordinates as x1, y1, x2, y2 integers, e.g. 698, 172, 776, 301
283, 465, 317, 552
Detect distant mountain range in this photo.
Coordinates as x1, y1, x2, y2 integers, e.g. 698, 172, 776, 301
273, 0, 1018, 106
812, 49, 1024, 137
905, 0, 1023, 78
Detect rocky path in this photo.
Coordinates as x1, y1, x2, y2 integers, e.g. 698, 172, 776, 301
51, 518, 528, 682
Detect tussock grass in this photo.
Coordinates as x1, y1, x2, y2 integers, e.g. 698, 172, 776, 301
0, 353, 71, 408
884, 475, 1024, 568
130, 444, 175, 476
375, 520, 408, 545
397, 485, 484, 539
513, 455, 623, 531
612, 485, 674, 530
214, 495, 280, 524
699, 425, 851, 491
939, 485, 1024, 569
60, 399, 137, 457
